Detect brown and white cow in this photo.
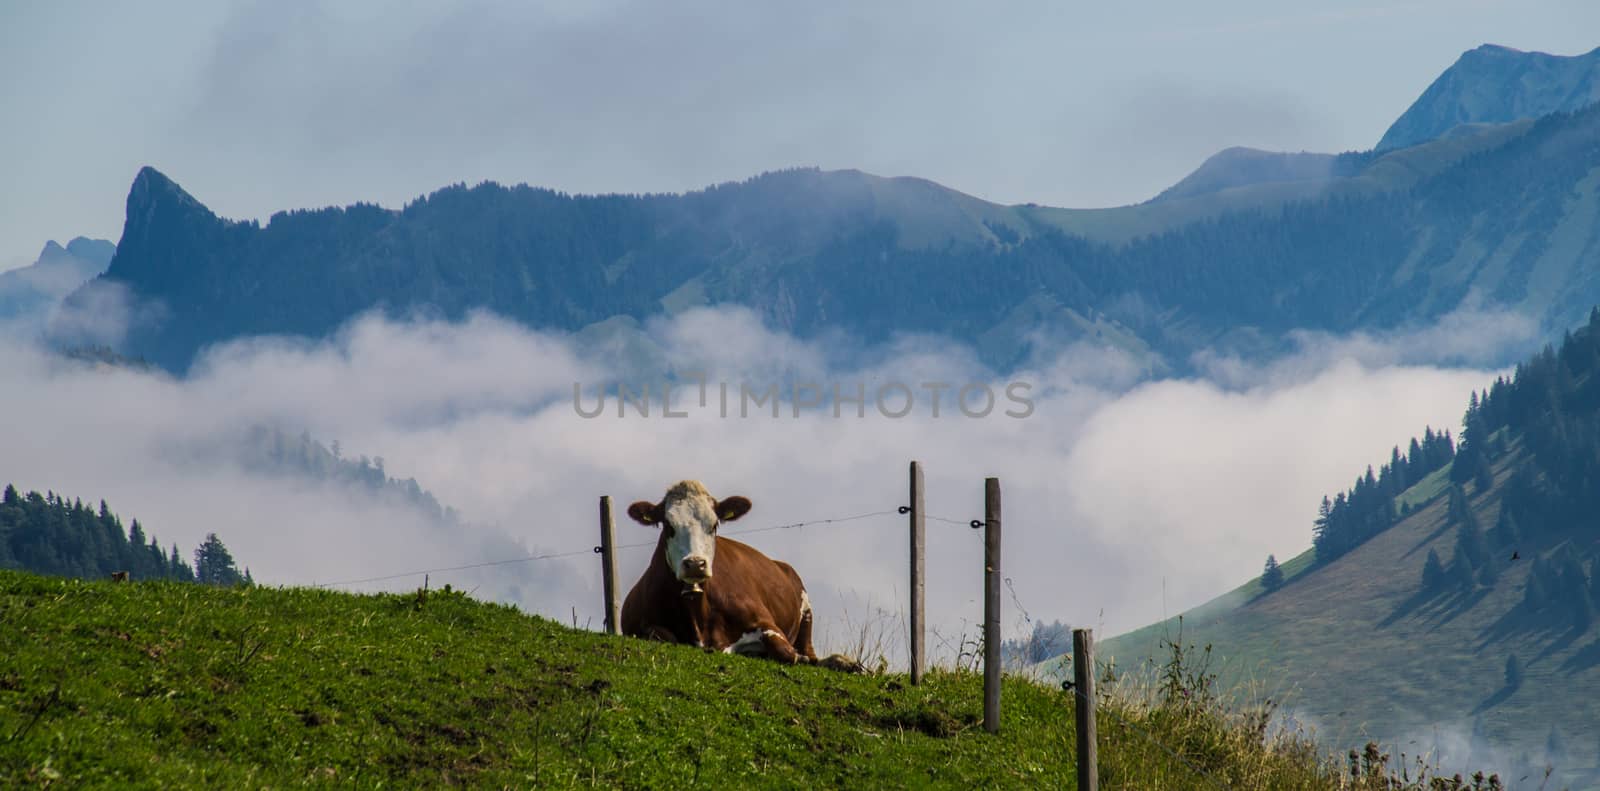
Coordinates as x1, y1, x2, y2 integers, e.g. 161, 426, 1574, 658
619, 480, 857, 670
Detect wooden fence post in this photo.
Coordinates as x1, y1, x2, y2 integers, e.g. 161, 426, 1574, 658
1073, 628, 1098, 791
983, 476, 1002, 734
909, 460, 926, 685
599, 495, 620, 635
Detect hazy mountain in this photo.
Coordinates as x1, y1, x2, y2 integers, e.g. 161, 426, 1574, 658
51, 42, 1600, 373
65, 96, 1600, 374
1377, 44, 1600, 152
0, 237, 114, 331
1147, 147, 1349, 202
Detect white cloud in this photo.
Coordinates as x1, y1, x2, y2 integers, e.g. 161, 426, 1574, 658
0, 307, 1501, 664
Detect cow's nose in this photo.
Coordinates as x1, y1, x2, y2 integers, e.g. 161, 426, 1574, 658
682, 556, 709, 578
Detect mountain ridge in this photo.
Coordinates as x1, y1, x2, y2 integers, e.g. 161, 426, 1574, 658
0, 236, 114, 333
1377, 43, 1600, 152
72, 101, 1600, 374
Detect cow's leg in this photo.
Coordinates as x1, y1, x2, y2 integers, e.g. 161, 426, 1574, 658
792, 591, 819, 662
722, 625, 804, 664
756, 627, 803, 664
791, 592, 862, 673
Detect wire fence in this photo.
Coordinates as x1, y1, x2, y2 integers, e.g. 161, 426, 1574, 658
312, 506, 974, 589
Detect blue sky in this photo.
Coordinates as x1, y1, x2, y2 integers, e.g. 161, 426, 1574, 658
2, 0, 1596, 266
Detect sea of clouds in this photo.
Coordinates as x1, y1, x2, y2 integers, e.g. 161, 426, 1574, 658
0, 305, 1535, 668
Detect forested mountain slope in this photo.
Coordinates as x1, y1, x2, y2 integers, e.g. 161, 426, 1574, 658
1097, 309, 1600, 787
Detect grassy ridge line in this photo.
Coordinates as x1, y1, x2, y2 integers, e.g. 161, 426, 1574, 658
0, 571, 1355, 789
1082, 547, 1317, 677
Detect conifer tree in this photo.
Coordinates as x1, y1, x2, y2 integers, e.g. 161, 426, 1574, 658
1421, 549, 1446, 592
1456, 520, 1487, 569
1451, 543, 1476, 589
1523, 561, 1550, 612
1575, 595, 1595, 632
193, 533, 241, 586
1473, 460, 1494, 493
1477, 553, 1500, 587
1490, 508, 1521, 548
1447, 485, 1471, 525
1261, 555, 1284, 592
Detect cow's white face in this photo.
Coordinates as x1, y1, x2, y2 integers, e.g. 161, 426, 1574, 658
628, 481, 752, 592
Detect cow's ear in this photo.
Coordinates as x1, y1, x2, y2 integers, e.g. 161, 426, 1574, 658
627, 501, 663, 526
716, 496, 752, 522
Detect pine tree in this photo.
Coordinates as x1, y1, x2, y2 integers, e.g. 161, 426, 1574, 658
1523, 559, 1550, 612
1490, 508, 1522, 549
1557, 551, 1588, 604
169, 543, 194, 581
1261, 555, 1285, 592
1421, 549, 1446, 592
1473, 459, 1494, 493
1505, 653, 1523, 689
193, 533, 241, 587
1447, 485, 1471, 524
1575, 595, 1595, 632
1389, 446, 1407, 490
1313, 496, 1333, 543
1477, 553, 1500, 587
1457, 521, 1487, 569
1451, 543, 1476, 589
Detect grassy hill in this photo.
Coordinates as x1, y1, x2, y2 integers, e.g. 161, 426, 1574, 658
0, 569, 1444, 789
1098, 464, 1462, 663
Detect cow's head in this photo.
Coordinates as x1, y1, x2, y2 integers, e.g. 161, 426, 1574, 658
628, 480, 751, 593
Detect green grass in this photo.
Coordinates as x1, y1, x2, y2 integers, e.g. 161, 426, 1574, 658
1394, 462, 1452, 512
0, 570, 1373, 789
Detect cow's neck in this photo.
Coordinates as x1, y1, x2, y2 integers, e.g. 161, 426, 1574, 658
651, 531, 719, 645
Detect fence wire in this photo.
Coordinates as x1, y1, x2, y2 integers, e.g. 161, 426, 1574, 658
313, 506, 978, 589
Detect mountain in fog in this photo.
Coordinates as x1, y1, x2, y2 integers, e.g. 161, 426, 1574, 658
68, 102, 1600, 374
0, 237, 113, 332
